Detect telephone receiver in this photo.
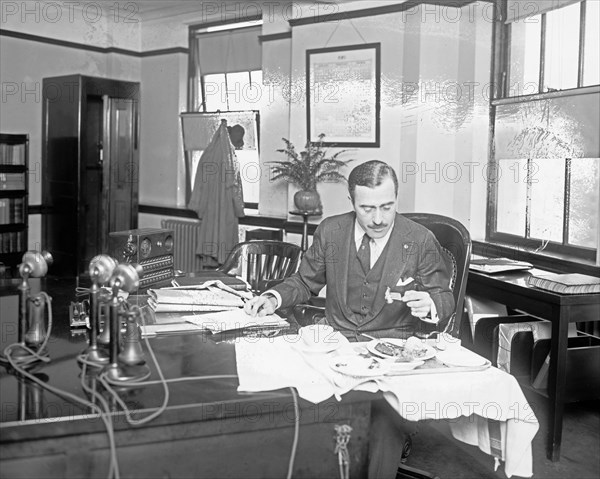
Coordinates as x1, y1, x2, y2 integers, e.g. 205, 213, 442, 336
18, 251, 54, 354
24, 294, 49, 350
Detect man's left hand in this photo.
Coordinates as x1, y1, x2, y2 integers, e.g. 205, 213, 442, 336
401, 290, 432, 319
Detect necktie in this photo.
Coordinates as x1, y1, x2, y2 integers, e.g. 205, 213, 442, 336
357, 233, 371, 273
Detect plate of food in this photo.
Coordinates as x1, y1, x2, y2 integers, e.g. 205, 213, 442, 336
367, 336, 436, 362
329, 354, 390, 378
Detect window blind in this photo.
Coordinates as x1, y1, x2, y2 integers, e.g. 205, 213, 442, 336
505, 0, 580, 23
192, 26, 261, 76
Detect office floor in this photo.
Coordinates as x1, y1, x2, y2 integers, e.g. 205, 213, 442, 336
404, 398, 599, 479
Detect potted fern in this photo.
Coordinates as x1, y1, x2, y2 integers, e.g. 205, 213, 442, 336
269, 134, 354, 213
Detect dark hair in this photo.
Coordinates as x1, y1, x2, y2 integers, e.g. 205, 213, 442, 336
347, 160, 399, 201
227, 124, 245, 150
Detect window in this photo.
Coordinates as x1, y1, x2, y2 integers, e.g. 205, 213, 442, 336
489, 1, 599, 261
201, 70, 263, 112
187, 21, 262, 206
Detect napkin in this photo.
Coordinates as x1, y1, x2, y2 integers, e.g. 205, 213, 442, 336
377, 366, 538, 478
235, 335, 378, 403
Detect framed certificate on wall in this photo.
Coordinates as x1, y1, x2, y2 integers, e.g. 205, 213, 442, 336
306, 43, 380, 147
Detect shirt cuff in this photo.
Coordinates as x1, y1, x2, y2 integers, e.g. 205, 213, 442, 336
419, 298, 440, 324
263, 290, 282, 309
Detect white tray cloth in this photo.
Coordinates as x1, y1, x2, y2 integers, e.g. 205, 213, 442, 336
235, 338, 538, 478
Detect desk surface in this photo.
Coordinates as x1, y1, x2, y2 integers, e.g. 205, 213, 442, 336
0, 278, 372, 478
469, 268, 600, 306
0, 277, 370, 425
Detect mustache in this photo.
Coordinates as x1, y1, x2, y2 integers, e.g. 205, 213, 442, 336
368, 224, 388, 229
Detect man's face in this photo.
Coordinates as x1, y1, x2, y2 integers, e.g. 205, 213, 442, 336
352, 177, 397, 239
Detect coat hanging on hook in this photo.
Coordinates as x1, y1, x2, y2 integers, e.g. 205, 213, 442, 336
188, 119, 245, 267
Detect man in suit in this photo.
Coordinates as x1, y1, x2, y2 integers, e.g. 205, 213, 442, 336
245, 160, 454, 478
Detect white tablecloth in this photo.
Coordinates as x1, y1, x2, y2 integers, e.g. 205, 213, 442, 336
235, 335, 539, 478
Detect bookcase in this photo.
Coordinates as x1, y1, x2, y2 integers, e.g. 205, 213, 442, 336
0, 133, 28, 274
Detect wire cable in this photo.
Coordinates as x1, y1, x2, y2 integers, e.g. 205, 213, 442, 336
79, 362, 120, 479
286, 387, 300, 479
5, 348, 119, 479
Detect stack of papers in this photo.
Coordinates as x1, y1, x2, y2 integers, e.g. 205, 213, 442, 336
469, 256, 533, 274
147, 280, 250, 313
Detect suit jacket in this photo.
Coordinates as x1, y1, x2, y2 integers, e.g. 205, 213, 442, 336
273, 212, 455, 338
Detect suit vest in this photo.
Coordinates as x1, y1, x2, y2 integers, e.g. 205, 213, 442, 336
347, 238, 389, 324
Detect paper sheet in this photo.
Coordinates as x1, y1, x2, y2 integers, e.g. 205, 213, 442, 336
185, 308, 288, 332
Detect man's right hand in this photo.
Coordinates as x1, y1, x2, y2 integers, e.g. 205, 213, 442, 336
244, 294, 277, 317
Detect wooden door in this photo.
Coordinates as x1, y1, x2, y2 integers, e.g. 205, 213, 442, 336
82, 95, 104, 270
101, 97, 138, 253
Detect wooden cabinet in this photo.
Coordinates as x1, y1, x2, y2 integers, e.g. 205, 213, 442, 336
42, 75, 140, 275
0, 133, 28, 275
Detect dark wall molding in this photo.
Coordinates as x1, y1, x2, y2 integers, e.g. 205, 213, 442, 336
137, 204, 318, 236
258, 32, 292, 43
0, 29, 188, 57
138, 204, 198, 219
288, 0, 487, 27
140, 47, 189, 57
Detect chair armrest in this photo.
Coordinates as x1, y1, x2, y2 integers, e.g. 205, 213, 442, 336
472, 315, 536, 363
292, 304, 326, 327
257, 278, 284, 293
308, 296, 326, 308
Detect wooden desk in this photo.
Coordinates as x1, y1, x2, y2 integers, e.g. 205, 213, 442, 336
0, 278, 371, 478
467, 269, 600, 461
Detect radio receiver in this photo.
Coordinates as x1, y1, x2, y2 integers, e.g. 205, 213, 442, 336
108, 228, 175, 292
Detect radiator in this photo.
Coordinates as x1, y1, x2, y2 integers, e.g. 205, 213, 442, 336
161, 219, 202, 273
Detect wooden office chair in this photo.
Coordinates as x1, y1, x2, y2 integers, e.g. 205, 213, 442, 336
394, 215, 471, 479
403, 213, 471, 338
217, 240, 302, 293
294, 213, 472, 338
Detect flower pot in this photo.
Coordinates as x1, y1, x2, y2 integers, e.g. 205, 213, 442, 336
294, 190, 322, 213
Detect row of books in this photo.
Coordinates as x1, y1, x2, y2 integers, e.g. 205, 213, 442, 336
526, 273, 600, 295
0, 198, 25, 224
470, 255, 599, 294
0, 231, 26, 254
0, 144, 26, 165
0, 173, 25, 190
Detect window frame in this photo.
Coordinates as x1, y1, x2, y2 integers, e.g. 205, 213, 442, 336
487, 0, 599, 262
199, 69, 263, 113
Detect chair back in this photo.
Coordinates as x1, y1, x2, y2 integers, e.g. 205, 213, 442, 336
217, 240, 302, 293
403, 213, 471, 337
